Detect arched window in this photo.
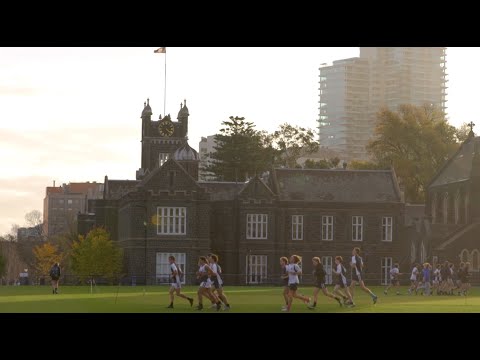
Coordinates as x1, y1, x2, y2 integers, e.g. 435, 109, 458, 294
420, 242, 426, 263
472, 249, 479, 271
465, 192, 470, 224
431, 193, 437, 224
443, 193, 449, 224
460, 248, 469, 263
411, 242, 416, 264
454, 191, 460, 225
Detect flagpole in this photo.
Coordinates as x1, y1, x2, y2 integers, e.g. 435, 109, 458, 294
164, 50, 167, 118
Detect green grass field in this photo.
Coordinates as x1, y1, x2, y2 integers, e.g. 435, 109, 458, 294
0, 285, 479, 312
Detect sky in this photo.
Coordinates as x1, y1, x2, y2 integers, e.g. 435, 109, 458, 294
0, 47, 478, 235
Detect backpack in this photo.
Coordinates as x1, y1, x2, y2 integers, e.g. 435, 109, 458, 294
50, 266, 60, 278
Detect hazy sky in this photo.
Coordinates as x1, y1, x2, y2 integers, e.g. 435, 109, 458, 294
0, 47, 477, 234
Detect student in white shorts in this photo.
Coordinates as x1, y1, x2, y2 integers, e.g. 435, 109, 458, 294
167, 255, 194, 309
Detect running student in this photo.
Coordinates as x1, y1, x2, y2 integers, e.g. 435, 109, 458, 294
308, 257, 342, 309
332, 256, 354, 307
208, 254, 230, 310
280, 257, 289, 311
196, 256, 222, 311
167, 255, 194, 309
408, 263, 419, 295
384, 263, 401, 295
283, 255, 310, 312
349, 248, 378, 304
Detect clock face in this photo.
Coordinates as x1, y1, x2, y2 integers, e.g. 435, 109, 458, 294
158, 120, 174, 137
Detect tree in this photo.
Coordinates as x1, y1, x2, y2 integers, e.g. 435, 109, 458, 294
33, 243, 62, 277
367, 104, 459, 202
25, 210, 46, 240
304, 159, 335, 169
70, 227, 123, 283
272, 123, 319, 168
204, 116, 275, 181
0, 251, 6, 280
455, 122, 472, 143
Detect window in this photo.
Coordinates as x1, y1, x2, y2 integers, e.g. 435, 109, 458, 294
381, 257, 393, 285
472, 249, 479, 271
432, 256, 438, 268
159, 153, 169, 167
322, 216, 333, 241
246, 214, 268, 239
156, 252, 186, 284
382, 217, 393, 241
352, 216, 363, 241
246, 255, 267, 284
420, 242, 426, 263
454, 192, 461, 225
431, 193, 437, 223
291, 215, 303, 240
322, 256, 333, 284
67, 199, 73, 205
460, 249, 469, 263
156, 207, 186, 235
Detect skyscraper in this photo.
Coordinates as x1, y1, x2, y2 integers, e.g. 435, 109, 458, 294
318, 47, 447, 161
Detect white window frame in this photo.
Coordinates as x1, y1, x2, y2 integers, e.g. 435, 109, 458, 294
159, 153, 169, 167
156, 207, 186, 235
67, 199, 73, 205
291, 215, 303, 240
382, 216, 393, 242
322, 256, 333, 284
352, 216, 363, 241
246, 214, 268, 239
156, 252, 186, 285
322, 215, 333, 241
381, 257, 393, 285
245, 255, 267, 284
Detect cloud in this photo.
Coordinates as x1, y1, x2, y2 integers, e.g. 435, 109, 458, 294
0, 85, 38, 96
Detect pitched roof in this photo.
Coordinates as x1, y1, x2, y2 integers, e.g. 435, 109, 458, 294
273, 168, 402, 202
67, 182, 102, 194
105, 180, 139, 200
197, 181, 245, 200
429, 136, 480, 188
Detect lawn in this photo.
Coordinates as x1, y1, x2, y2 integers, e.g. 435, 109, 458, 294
0, 285, 479, 313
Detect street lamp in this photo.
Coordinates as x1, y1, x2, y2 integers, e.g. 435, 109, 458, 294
132, 203, 148, 295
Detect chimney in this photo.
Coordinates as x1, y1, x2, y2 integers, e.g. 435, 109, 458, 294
53, 180, 55, 187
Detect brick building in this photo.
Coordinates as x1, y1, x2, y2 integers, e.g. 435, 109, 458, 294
79, 100, 407, 285
420, 129, 480, 273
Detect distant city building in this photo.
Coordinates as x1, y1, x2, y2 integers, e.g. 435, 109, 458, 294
43, 182, 104, 237
17, 225, 44, 242
319, 47, 447, 161
199, 135, 216, 180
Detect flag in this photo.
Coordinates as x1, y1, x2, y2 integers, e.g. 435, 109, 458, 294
154, 47, 166, 54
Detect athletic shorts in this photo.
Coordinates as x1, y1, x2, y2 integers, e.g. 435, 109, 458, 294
212, 279, 222, 289
352, 272, 362, 282
200, 280, 212, 289
170, 282, 181, 289
288, 283, 298, 291
51, 277, 59, 281
315, 281, 326, 289
335, 279, 346, 288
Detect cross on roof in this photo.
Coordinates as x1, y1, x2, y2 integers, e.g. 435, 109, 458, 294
469, 121, 475, 132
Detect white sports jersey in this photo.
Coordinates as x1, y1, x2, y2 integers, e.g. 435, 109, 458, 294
434, 268, 441, 281
170, 263, 180, 283
210, 263, 223, 285
410, 267, 418, 281
286, 264, 301, 285
390, 267, 399, 280
336, 263, 347, 284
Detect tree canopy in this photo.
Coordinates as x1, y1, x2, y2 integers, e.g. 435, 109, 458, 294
70, 227, 123, 282
367, 104, 460, 202
33, 243, 63, 276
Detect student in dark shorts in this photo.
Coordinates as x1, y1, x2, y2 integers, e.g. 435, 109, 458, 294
280, 257, 289, 311
307, 257, 342, 309
349, 247, 378, 304
332, 256, 354, 306
49, 262, 61, 294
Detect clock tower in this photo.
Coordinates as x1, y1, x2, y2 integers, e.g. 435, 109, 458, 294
136, 99, 189, 180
